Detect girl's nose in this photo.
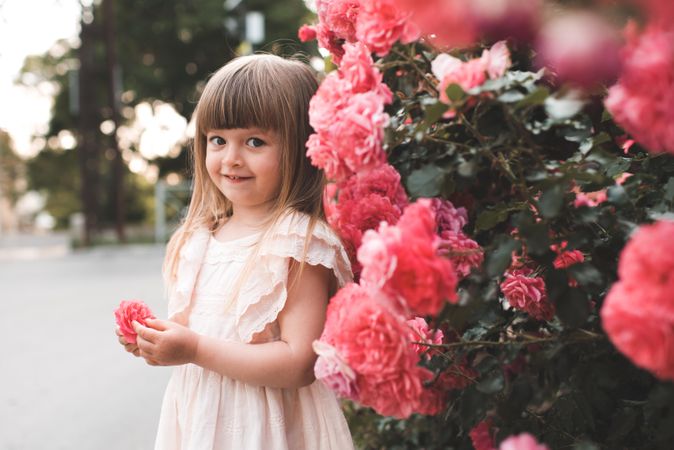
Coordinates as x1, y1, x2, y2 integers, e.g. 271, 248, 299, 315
221, 143, 243, 168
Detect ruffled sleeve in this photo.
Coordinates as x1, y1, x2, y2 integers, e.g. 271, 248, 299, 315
235, 212, 352, 343
166, 227, 211, 324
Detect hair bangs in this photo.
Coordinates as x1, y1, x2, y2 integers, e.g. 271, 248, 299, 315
196, 57, 287, 136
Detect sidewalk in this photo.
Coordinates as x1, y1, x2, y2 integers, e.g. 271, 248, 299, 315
0, 243, 171, 449
0, 232, 71, 261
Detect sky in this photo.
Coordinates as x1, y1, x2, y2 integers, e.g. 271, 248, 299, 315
0, 0, 82, 157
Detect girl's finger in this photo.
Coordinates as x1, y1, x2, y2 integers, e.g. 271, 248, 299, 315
145, 318, 169, 331
133, 321, 160, 343
124, 343, 137, 352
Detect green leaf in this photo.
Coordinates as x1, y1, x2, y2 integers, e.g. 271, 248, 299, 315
445, 83, 465, 102
424, 101, 449, 125
476, 205, 511, 231
406, 165, 446, 197
568, 263, 603, 290
607, 185, 629, 205
605, 158, 632, 178
476, 369, 505, 394
486, 237, 521, 277
555, 288, 590, 328
519, 222, 551, 255
538, 184, 565, 218
516, 86, 549, 108
665, 177, 674, 202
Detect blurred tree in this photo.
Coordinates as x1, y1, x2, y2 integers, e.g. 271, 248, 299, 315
17, 0, 313, 240
25, 147, 80, 229
0, 130, 25, 233
0, 131, 24, 206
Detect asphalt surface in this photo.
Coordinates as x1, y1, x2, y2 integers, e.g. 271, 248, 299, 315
0, 240, 171, 450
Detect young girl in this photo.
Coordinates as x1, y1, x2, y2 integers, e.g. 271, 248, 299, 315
116, 54, 354, 449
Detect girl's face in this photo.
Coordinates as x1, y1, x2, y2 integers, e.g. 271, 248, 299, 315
205, 127, 282, 214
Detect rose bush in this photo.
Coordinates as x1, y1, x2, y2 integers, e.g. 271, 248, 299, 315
304, 0, 674, 447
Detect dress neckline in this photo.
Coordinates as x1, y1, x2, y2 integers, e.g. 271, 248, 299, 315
209, 231, 260, 246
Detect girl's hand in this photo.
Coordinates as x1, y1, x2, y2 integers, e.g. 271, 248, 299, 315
133, 318, 199, 366
115, 326, 140, 357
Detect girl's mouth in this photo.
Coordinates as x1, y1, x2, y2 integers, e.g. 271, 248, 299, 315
225, 175, 252, 182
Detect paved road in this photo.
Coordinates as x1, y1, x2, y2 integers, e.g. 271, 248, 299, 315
0, 243, 172, 450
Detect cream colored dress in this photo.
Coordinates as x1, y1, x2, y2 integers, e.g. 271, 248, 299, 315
154, 212, 355, 450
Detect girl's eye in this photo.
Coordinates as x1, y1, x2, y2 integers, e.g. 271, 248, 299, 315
247, 137, 266, 148
209, 136, 225, 146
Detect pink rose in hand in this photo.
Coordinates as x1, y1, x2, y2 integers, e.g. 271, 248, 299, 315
115, 300, 155, 344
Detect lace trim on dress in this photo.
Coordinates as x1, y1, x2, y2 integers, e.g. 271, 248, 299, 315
235, 215, 353, 343
167, 228, 211, 321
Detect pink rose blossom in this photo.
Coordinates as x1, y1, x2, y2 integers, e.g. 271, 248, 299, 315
601, 221, 674, 381
470, 420, 496, 450
605, 24, 674, 154
601, 282, 674, 381
308, 74, 352, 133
499, 433, 549, 450
415, 383, 447, 416
319, 283, 432, 418
355, 0, 419, 56
332, 193, 404, 277
616, 172, 632, 185
311, 0, 420, 60
431, 198, 468, 233
500, 268, 555, 321
357, 365, 433, 418
337, 164, 408, 210
307, 43, 391, 181
306, 133, 352, 181
407, 317, 444, 359
433, 55, 486, 100
327, 91, 389, 172
553, 250, 585, 269
315, 23, 347, 63
339, 42, 394, 100
617, 220, 674, 292
316, 0, 359, 42
321, 284, 416, 377
573, 188, 608, 208
481, 40, 512, 79
551, 242, 585, 270
392, 0, 476, 48
313, 340, 359, 400
432, 41, 511, 103
358, 199, 458, 316
536, 11, 622, 88
471, 0, 541, 43
437, 230, 484, 279
629, 0, 674, 27
114, 300, 155, 345
298, 24, 317, 42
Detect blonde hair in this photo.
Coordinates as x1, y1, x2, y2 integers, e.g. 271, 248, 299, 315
163, 54, 326, 307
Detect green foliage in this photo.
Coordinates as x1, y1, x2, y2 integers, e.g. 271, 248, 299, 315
26, 148, 80, 228
0, 131, 25, 205
347, 41, 674, 449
